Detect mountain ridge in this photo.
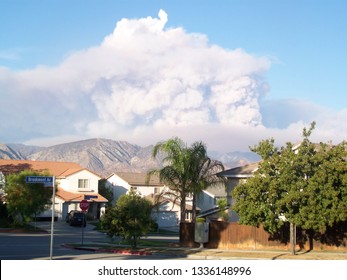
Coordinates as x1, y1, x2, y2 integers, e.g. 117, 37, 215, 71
1, 138, 260, 177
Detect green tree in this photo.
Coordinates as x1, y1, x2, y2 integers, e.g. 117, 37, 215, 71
300, 141, 347, 230
100, 190, 154, 248
148, 137, 192, 223
232, 123, 347, 255
148, 137, 224, 223
188, 141, 225, 221
4, 170, 53, 225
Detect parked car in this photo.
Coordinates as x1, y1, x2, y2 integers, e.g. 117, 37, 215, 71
65, 210, 86, 227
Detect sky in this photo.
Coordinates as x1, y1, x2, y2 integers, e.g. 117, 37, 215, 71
0, 0, 346, 153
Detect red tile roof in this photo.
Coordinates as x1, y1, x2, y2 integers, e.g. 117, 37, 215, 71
0, 159, 98, 178
0, 159, 107, 203
56, 188, 108, 202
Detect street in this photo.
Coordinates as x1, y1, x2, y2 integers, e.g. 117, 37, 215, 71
0, 220, 182, 260
2, 221, 346, 280
0, 221, 101, 259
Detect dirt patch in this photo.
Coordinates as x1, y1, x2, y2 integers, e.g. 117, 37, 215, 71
187, 249, 347, 260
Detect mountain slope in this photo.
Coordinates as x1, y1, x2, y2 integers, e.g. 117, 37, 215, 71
0, 143, 25, 160
27, 138, 160, 176
209, 151, 261, 169
1, 138, 260, 176
6, 143, 44, 158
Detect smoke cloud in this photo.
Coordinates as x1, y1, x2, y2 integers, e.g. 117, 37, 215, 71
0, 10, 345, 152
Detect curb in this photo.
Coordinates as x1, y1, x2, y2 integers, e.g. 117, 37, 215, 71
97, 248, 152, 256
61, 244, 347, 260
62, 244, 152, 256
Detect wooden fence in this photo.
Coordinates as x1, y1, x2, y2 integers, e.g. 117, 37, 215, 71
180, 221, 347, 252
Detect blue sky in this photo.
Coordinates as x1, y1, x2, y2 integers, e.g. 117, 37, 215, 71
0, 0, 346, 152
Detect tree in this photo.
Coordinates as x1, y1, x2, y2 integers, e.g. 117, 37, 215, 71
299, 140, 347, 231
188, 141, 225, 221
231, 122, 347, 255
4, 170, 53, 224
100, 190, 154, 248
148, 137, 192, 223
148, 137, 224, 223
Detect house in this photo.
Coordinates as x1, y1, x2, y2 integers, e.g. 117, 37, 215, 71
217, 162, 260, 222
105, 172, 194, 228
193, 164, 259, 222
196, 182, 228, 214
218, 161, 259, 188
196, 205, 230, 222
193, 182, 229, 222
0, 171, 5, 197
105, 172, 166, 203
145, 194, 182, 229
0, 159, 108, 221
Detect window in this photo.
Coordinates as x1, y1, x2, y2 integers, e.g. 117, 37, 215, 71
154, 187, 160, 194
185, 211, 192, 221
78, 179, 89, 190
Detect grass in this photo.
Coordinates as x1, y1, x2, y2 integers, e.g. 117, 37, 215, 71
88, 220, 179, 237
149, 228, 178, 235
94, 237, 175, 248
126, 239, 172, 247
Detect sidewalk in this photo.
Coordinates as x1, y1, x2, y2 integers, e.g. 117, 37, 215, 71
64, 242, 347, 260
5, 222, 346, 260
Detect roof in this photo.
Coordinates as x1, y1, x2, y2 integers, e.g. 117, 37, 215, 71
145, 193, 171, 205
0, 159, 100, 178
217, 162, 260, 178
56, 188, 108, 202
217, 142, 346, 179
197, 205, 230, 218
144, 194, 195, 210
112, 172, 164, 186
203, 182, 227, 197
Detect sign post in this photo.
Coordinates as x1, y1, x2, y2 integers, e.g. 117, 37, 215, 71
79, 199, 89, 245
26, 176, 55, 260
50, 176, 55, 260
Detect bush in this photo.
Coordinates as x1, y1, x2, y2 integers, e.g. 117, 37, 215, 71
196, 217, 206, 223
101, 190, 155, 248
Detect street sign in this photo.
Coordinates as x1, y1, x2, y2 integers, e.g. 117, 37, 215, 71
84, 195, 98, 200
80, 199, 89, 212
26, 176, 54, 187
26, 175, 56, 259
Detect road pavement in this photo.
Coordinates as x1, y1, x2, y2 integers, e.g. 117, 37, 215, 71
1, 221, 347, 260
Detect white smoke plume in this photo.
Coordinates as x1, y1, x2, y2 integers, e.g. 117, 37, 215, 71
0, 10, 345, 152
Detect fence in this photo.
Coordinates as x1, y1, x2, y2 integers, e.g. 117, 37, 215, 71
180, 221, 347, 252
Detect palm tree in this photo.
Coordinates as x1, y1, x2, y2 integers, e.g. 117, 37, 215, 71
148, 137, 225, 223
187, 141, 225, 221
148, 137, 191, 223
